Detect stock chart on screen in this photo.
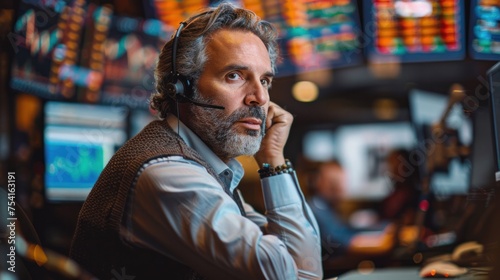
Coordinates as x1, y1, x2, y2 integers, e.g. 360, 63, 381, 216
44, 101, 127, 201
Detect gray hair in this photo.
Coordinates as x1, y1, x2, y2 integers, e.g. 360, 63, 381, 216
150, 2, 280, 119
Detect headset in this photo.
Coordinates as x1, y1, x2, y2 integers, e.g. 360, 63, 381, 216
165, 11, 225, 110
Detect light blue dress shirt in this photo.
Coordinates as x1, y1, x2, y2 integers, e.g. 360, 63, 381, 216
121, 115, 323, 280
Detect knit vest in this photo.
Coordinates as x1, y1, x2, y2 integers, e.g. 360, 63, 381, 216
69, 120, 226, 279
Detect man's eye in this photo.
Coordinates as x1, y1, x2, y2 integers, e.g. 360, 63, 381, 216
261, 79, 272, 88
227, 73, 241, 80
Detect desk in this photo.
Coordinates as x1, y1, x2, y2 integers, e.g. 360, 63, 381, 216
335, 267, 489, 280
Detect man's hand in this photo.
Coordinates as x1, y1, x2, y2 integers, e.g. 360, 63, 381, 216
254, 102, 293, 168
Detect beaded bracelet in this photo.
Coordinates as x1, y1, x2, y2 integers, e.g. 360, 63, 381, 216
258, 159, 294, 179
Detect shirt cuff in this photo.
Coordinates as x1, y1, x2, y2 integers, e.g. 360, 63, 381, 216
261, 172, 301, 210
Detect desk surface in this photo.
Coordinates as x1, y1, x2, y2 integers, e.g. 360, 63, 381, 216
335, 267, 489, 280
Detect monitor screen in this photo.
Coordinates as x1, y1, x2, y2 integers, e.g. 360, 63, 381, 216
10, 0, 92, 100
144, 0, 363, 76
488, 62, 500, 181
409, 89, 472, 196
469, 0, 500, 61
44, 102, 127, 201
364, 0, 466, 63
303, 122, 416, 199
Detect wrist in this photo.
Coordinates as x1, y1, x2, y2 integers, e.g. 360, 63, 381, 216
258, 158, 294, 179
255, 154, 285, 168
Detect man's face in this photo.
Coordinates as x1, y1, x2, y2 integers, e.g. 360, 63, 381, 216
317, 164, 346, 203
184, 29, 273, 161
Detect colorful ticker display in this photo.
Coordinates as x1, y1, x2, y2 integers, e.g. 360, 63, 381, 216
270, 0, 362, 75
470, 0, 500, 60
11, 0, 114, 102
11, 0, 83, 99
364, 0, 465, 62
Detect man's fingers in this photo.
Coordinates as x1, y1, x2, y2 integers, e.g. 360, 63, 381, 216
267, 102, 293, 128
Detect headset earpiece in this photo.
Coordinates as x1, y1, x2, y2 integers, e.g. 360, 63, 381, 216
166, 11, 214, 102
166, 72, 192, 102
166, 19, 191, 102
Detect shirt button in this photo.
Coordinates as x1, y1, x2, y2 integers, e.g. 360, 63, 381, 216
224, 171, 230, 176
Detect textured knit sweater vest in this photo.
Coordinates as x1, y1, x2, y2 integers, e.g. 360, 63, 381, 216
70, 120, 225, 279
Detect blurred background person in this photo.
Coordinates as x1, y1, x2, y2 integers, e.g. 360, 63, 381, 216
307, 160, 396, 277
308, 160, 354, 254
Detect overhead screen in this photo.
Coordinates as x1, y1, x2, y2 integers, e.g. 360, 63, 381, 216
10, 0, 89, 100
10, 0, 170, 109
469, 0, 500, 61
363, 0, 466, 63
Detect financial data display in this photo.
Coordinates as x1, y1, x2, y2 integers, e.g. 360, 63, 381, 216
44, 102, 127, 201
8, 1, 81, 99
257, 0, 362, 75
364, 0, 466, 63
145, 0, 363, 76
10, 0, 98, 100
11, 0, 170, 108
470, 0, 500, 60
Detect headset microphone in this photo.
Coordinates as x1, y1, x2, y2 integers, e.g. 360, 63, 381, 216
175, 94, 225, 110
166, 12, 225, 110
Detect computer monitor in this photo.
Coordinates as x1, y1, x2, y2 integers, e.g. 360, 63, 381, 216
488, 62, 500, 182
409, 89, 472, 196
44, 102, 127, 202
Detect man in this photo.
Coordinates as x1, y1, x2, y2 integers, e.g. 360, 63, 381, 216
308, 161, 357, 255
308, 161, 394, 258
70, 3, 322, 280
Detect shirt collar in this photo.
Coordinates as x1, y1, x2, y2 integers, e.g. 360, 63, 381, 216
166, 115, 244, 192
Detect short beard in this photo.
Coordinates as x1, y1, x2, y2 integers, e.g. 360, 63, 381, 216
186, 94, 266, 161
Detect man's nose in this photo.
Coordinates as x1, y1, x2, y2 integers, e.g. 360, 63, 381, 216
244, 79, 269, 106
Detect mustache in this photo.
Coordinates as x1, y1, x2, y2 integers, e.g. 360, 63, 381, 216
238, 106, 265, 121
230, 106, 266, 129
